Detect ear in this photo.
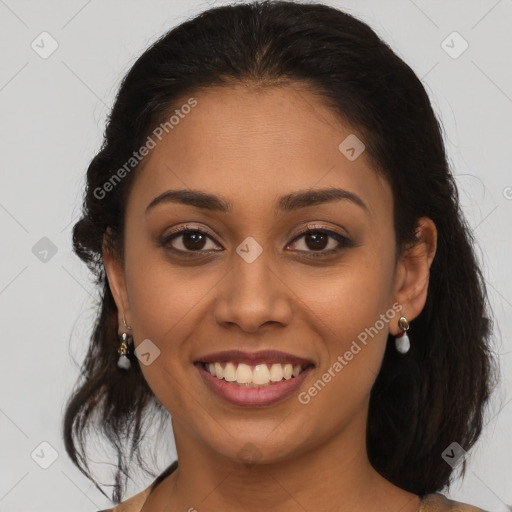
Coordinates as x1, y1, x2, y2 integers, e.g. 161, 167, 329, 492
390, 217, 437, 336
102, 227, 132, 335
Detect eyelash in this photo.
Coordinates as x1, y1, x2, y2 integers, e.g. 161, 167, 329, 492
159, 224, 355, 259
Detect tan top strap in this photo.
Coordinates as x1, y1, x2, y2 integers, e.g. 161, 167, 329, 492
419, 493, 489, 512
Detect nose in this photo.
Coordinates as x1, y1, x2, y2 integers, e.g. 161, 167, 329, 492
213, 254, 293, 333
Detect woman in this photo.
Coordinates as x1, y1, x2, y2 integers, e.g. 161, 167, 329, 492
63, 1, 498, 511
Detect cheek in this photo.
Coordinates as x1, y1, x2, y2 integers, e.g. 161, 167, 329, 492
295, 266, 393, 430
125, 238, 216, 338
297, 255, 394, 377
126, 259, 210, 413
302, 256, 393, 327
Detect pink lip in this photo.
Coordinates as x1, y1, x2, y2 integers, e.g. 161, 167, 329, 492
194, 349, 314, 367
196, 362, 314, 407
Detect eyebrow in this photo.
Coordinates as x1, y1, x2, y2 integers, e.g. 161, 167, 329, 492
145, 187, 370, 215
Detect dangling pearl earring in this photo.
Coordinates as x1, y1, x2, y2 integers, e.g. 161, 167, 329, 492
117, 314, 133, 370
395, 316, 410, 354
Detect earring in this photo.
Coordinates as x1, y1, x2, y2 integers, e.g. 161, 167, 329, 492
395, 316, 410, 354
117, 313, 133, 370
122, 313, 132, 331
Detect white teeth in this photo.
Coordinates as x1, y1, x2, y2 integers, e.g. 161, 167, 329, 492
223, 362, 236, 381
269, 363, 284, 382
252, 364, 271, 385
203, 362, 307, 385
235, 363, 252, 383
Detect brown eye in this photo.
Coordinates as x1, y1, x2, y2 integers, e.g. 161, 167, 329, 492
303, 232, 330, 251
288, 229, 354, 256
160, 226, 355, 258
162, 230, 221, 253
180, 232, 207, 251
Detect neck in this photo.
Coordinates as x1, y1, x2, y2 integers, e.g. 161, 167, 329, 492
143, 418, 420, 512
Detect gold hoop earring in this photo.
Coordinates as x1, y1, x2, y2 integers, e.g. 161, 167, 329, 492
123, 313, 132, 331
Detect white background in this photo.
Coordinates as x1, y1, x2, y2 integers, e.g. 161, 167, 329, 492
0, 0, 511, 510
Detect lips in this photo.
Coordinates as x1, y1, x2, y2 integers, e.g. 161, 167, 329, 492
194, 349, 315, 367
196, 361, 315, 407
193, 349, 316, 406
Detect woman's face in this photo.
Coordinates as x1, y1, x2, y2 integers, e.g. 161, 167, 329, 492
104, 83, 428, 466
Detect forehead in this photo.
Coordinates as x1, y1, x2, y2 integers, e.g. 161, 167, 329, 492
127, 83, 391, 220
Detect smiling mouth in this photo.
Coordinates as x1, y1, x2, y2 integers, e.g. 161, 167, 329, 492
196, 361, 315, 387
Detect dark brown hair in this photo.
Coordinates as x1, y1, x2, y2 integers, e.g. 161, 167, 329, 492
63, 0, 499, 504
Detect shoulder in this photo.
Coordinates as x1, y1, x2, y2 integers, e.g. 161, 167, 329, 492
96, 489, 490, 512
95, 485, 152, 512
420, 492, 490, 512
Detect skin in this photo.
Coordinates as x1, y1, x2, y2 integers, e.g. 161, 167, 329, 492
103, 83, 437, 512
